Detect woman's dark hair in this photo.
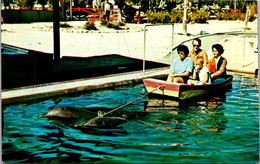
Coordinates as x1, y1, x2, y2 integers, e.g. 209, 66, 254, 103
212, 44, 224, 55
192, 38, 202, 47
177, 44, 189, 56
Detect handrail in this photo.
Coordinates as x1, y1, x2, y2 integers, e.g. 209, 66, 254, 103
143, 24, 174, 74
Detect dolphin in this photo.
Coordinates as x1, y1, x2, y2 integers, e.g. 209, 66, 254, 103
39, 106, 96, 119
74, 117, 127, 128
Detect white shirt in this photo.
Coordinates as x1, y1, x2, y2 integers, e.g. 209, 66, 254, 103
197, 66, 210, 82
105, 3, 110, 11
214, 56, 221, 71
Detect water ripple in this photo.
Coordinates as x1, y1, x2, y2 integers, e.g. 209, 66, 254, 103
2, 73, 259, 163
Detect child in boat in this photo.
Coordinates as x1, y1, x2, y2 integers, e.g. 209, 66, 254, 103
188, 59, 211, 85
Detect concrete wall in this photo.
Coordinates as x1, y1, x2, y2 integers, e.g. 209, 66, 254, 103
2, 10, 63, 23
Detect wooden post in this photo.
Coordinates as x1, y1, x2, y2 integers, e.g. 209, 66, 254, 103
244, 6, 250, 30
118, 8, 122, 22
143, 25, 147, 74
171, 24, 174, 65
243, 6, 250, 67
53, 0, 60, 64
138, 7, 141, 24
182, 0, 188, 35
70, 0, 72, 20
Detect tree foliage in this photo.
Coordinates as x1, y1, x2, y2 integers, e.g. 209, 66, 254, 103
27, 0, 35, 9
15, 0, 35, 9
3, 0, 13, 8
9, 0, 258, 13
38, 0, 47, 9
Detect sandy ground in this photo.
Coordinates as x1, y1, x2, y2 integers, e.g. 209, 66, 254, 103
1, 19, 258, 73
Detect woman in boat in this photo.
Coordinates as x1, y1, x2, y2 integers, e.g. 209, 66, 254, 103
188, 59, 211, 85
167, 44, 194, 83
208, 43, 227, 83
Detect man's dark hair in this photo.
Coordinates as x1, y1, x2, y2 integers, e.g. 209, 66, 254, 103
192, 38, 202, 47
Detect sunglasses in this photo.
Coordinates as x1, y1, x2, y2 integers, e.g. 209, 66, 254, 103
193, 44, 200, 47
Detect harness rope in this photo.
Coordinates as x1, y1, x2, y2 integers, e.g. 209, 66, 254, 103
97, 86, 161, 117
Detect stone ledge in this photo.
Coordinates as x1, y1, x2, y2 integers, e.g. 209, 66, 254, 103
2, 67, 169, 105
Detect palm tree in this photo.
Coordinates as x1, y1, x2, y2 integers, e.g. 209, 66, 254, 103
28, 0, 36, 9
114, 0, 125, 22
38, 0, 48, 9
182, 0, 188, 34
3, 0, 13, 9
16, 0, 36, 9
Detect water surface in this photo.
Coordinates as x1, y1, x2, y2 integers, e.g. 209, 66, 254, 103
2, 73, 259, 163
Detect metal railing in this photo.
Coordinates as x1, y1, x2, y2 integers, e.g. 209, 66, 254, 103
143, 24, 174, 74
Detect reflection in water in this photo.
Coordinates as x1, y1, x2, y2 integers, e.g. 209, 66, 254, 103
2, 73, 259, 163
143, 92, 228, 133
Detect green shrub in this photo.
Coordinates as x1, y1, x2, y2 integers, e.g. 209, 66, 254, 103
146, 11, 157, 24
215, 12, 223, 20
248, 12, 257, 22
118, 21, 126, 26
100, 19, 107, 26
239, 13, 246, 20
188, 9, 210, 23
147, 8, 256, 24
100, 19, 125, 30
170, 10, 183, 23
146, 10, 183, 24
156, 11, 171, 23
248, 15, 257, 22
147, 9, 210, 24
106, 22, 123, 30
60, 22, 72, 28
216, 11, 256, 22
231, 12, 241, 20
83, 21, 97, 30
223, 12, 232, 20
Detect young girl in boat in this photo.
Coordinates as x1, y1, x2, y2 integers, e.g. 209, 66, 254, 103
188, 59, 211, 85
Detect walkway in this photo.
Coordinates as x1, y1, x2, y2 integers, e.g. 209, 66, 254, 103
2, 67, 169, 105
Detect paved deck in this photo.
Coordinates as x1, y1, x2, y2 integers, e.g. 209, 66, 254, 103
2, 67, 169, 105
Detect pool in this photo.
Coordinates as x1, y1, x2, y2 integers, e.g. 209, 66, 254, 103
1, 44, 29, 55
2, 73, 259, 163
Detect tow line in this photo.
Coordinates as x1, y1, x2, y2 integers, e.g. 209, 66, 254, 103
74, 86, 162, 127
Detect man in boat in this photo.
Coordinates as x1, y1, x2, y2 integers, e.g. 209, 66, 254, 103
188, 38, 208, 67
208, 44, 227, 83
167, 44, 194, 83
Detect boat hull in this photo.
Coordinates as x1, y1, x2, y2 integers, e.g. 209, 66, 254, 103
143, 75, 233, 100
